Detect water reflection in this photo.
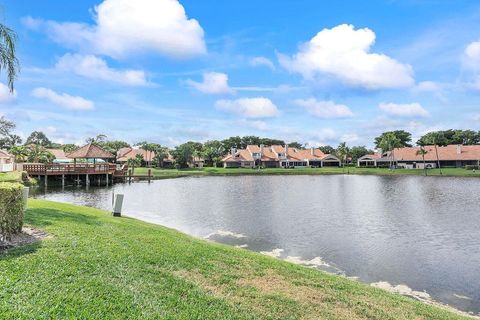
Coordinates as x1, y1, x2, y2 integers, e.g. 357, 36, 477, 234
32, 175, 480, 314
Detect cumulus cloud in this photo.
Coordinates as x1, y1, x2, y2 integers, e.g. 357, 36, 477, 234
294, 98, 353, 119
26, 0, 206, 59
32, 88, 95, 110
215, 97, 279, 118
379, 102, 429, 118
278, 24, 414, 89
186, 72, 234, 94
250, 56, 275, 70
412, 81, 447, 103
0, 83, 16, 103
56, 53, 148, 86
462, 41, 480, 90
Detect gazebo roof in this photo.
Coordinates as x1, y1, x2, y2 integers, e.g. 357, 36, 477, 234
67, 143, 114, 159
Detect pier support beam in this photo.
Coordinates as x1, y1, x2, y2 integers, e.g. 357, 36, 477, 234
62, 174, 65, 187
106, 174, 109, 186
86, 174, 90, 186
77, 175, 81, 186
44, 175, 47, 187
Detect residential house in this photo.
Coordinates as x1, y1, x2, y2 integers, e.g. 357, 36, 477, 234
117, 147, 156, 166
222, 145, 341, 168
47, 149, 72, 163
358, 145, 480, 168
0, 150, 14, 172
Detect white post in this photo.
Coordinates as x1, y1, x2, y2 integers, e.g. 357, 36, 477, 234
112, 194, 124, 217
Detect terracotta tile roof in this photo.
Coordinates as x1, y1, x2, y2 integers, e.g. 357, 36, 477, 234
116, 148, 156, 162
223, 149, 254, 162
67, 143, 115, 159
247, 145, 261, 153
294, 148, 327, 160
387, 145, 480, 162
46, 149, 68, 160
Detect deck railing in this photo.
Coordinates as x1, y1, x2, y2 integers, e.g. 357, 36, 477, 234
23, 163, 117, 175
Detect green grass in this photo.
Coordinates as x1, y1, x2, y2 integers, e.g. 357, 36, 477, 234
0, 200, 471, 319
134, 166, 480, 179
0, 171, 22, 182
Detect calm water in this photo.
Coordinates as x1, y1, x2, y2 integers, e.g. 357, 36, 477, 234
32, 175, 480, 314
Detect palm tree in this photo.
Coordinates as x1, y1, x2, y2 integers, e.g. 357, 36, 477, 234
336, 142, 350, 173
422, 133, 446, 175
416, 147, 428, 176
0, 23, 19, 92
9, 145, 28, 162
379, 132, 402, 169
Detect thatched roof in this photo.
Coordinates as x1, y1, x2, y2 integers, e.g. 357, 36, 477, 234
67, 144, 114, 159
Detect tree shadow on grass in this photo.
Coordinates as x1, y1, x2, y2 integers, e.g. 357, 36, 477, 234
24, 208, 101, 228
0, 241, 42, 260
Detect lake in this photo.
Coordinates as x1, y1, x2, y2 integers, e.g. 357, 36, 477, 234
32, 175, 480, 315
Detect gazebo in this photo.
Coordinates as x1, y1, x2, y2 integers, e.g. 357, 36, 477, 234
67, 144, 115, 186
67, 143, 115, 165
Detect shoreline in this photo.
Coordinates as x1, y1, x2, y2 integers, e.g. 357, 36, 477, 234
0, 199, 475, 319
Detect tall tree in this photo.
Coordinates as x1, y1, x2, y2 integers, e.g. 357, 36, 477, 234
336, 142, 350, 173
378, 132, 402, 168
349, 146, 373, 163
418, 132, 448, 175
287, 141, 304, 149
8, 145, 28, 162
374, 130, 412, 148
25, 131, 52, 147
0, 23, 19, 92
416, 147, 428, 176
202, 140, 225, 167
172, 141, 202, 168
86, 134, 107, 145
27, 145, 54, 163
319, 145, 335, 155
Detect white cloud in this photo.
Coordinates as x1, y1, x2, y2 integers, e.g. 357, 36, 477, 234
246, 120, 268, 130
215, 97, 279, 118
31, 0, 206, 59
250, 56, 275, 70
32, 88, 95, 110
186, 72, 234, 94
379, 102, 429, 118
56, 53, 148, 86
462, 41, 480, 90
294, 98, 353, 119
464, 41, 480, 69
412, 81, 447, 103
0, 83, 16, 103
278, 24, 414, 89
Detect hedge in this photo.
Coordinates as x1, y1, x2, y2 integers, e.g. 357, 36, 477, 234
0, 182, 25, 241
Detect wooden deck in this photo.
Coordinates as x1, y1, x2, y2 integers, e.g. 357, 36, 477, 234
23, 163, 127, 177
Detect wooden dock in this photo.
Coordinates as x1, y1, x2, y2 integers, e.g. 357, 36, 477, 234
23, 163, 128, 187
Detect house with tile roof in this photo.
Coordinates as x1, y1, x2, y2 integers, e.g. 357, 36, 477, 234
222, 145, 340, 168
0, 149, 14, 172
358, 144, 480, 168
46, 149, 72, 163
116, 147, 176, 167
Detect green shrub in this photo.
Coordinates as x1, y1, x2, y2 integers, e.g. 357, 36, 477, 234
0, 182, 25, 241
465, 165, 479, 170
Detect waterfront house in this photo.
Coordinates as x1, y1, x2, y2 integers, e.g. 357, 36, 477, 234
116, 147, 176, 167
0, 149, 14, 172
117, 147, 155, 167
222, 145, 341, 168
190, 156, 205, 168
358, 144, 480, 168
47, 149, 72, 163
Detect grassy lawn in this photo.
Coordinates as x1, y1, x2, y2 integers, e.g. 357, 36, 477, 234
0, 171, 22, 182
0, 200, 471, 319
134, 166, 480, 179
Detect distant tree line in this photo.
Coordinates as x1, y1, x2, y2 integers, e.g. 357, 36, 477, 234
3, 116, 480, 168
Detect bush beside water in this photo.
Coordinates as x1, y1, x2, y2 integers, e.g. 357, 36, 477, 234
0, 182, 25, 241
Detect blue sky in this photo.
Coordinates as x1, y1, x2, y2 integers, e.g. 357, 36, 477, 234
1, 0, 480, 148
